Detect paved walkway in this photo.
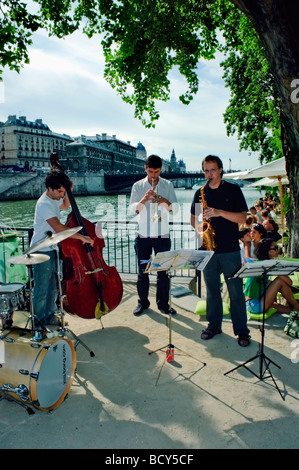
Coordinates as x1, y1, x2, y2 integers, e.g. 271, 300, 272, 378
0, 275, 298, 450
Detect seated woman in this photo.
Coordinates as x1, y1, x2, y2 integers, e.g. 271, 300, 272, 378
244, 238, 299, 315
247, 223, 267, 260
238, 227, 251, 264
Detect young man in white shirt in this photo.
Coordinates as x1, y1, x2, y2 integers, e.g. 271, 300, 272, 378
31, 169, 93, 330
129, 155, 179, 316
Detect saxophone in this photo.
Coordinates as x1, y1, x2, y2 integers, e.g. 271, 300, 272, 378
197, 182, 216, 251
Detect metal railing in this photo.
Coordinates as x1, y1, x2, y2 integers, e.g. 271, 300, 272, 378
8, 221, 197, 277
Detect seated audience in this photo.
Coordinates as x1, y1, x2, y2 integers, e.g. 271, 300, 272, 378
245, 214, 257, 229
244, 238, 299, 315
249, 223, 267, 259
238, 227, 252, 264
261, 209, 270, 223
250, 206, 263, 223
263, 218, 282, 242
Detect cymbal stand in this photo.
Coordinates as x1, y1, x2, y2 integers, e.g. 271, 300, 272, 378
54, 247, 95, 357
24, 264, 47, 341
149, 271, 206, 385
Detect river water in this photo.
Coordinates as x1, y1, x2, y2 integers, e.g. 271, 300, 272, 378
0, 186, 264, 229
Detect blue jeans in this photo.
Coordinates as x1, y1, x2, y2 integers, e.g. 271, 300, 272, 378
246, 298, 263, 314
32, 250, 58, 328
134, 236, 171, 309
203, 251, 250, 336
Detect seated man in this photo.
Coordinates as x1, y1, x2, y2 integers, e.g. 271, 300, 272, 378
262, 218, 282, 242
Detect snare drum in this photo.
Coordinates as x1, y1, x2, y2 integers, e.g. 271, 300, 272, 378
0, 329, 76, 411
0, 283, 27, 314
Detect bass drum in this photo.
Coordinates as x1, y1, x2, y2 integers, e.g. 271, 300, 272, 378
0, 329, 76, 411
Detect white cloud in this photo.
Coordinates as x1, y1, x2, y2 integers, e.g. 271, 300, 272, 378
1, 30, 261, 171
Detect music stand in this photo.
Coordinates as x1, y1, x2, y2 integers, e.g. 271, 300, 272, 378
146, 248, 213, 384
224, 259, 299, 400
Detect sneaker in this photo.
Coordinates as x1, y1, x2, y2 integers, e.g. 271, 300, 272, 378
46, 314, 63, 326
158, 306, 177, 315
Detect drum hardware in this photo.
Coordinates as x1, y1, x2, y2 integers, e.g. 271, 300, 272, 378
1, 383, 29, 402
0, 328, 76, 413
0, 282, 29, 330
0, 386, 35, 415
7, 253, 50, 340
1, 314, 13, 330
13, 228, 95, 355
4, 336, 14, 343
0, 231, 89, 413
6, 253, 51, 265
53, 245, 95, 357
24, 263, 48, 342
24, 227, 82, 255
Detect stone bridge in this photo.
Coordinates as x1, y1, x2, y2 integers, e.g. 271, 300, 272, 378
0, 171, 206, 200
104, 171, 205, 192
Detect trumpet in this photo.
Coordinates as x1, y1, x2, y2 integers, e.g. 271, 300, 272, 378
151, 177, 162, 223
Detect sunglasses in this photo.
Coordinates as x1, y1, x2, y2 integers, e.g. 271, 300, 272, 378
269, 246, 279, 251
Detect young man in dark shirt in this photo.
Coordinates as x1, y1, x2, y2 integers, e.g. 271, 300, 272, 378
190, 155, 251, 347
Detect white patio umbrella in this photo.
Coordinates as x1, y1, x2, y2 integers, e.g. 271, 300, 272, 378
248, 176, 289, 188
225, 157, 287, 230
243, 157, 287, 179
224, 157, 287, 180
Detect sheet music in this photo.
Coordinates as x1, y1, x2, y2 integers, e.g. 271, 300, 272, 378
147, 249, 214, 272
232, 259, 299, 278
265, 260, 299, 276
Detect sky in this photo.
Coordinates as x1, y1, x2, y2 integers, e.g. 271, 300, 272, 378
0, 27, 262, 173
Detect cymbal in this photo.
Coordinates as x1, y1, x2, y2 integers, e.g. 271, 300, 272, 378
7, 253, 50, 265
25, 226, 83, 254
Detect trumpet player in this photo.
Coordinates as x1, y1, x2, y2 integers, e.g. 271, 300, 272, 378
129, 155, 179, 317
190, 155, 251, 347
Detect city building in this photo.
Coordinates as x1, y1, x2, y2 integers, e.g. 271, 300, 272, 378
0, 115, 185, 174
0, 115, 73, 170
170, 148, 186, 173
61, 133, 147, 173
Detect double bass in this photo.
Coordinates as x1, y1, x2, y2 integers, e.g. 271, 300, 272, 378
50, 153, 123, 319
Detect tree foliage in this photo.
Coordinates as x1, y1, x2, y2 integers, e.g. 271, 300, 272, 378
0, 0, 293, 163
0, 0, 39, 73
220, 14, 283, 163
1, 0, 224, 127
1, 0, 298, 255
0, 0, 283, 158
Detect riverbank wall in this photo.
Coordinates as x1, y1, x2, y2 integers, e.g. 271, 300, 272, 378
0, 172, 107, 201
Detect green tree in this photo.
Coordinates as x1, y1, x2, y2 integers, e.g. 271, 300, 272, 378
230, 0, 299, 257
1, 0, 298, 255
220, 14, 283, 163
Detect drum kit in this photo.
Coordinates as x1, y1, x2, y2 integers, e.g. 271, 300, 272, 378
0, 227, 93, 414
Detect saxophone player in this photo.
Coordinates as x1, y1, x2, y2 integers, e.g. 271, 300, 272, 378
190, 155, 251, 347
